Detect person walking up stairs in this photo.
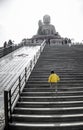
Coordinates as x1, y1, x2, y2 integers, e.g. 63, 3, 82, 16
48, 70, 60, 92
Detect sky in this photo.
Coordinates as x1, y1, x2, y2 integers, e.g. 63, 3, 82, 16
0, 0, 83, 47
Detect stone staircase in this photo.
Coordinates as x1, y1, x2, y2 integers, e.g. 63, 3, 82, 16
9, 44, 83, 130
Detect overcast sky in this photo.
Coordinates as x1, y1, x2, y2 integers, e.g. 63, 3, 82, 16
0, 0, 83, 46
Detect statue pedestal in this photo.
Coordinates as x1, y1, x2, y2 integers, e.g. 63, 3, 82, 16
32, 34, 60, 39
32, 34, 63, 44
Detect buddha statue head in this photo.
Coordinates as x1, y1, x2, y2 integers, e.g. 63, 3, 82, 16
43, 15, 50, 25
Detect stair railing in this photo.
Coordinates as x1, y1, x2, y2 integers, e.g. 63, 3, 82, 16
4, 40, 46, 129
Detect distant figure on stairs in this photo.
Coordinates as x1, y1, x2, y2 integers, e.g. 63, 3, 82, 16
48, 70, 60, 92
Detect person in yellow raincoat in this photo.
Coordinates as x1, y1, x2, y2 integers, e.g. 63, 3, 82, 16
48, 71, 60, 92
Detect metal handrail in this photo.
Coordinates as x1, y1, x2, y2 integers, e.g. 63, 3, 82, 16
4, 40, 46, 129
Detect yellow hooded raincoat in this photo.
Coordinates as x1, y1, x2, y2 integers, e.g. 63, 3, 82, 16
48, 74, 60, 83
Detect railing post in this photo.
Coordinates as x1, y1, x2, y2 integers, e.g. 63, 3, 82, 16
30, 60, 32, 72
25, 67, 27, 83
4, 91, 9, 130
19, 76, 21, 96
9, 89, 12, 122
40, 46, 42, 53
34, 56, 35, 65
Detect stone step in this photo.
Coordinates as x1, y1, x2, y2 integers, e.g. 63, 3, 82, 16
19, 95, 83, 101
14, 106, 83, 114
25, 84, 83, 88
31, 70, 83, 73
16, 103, 82, 109
26, 83, 83, 87
27, 81, 83, 84
15, 101, 83, 109
11, 113, 83, 123
23, 87, 83, 92
29, 74, 83, 77
28, 77, 83, 81
21, 91, 83, 96
9, 122, 83, 130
